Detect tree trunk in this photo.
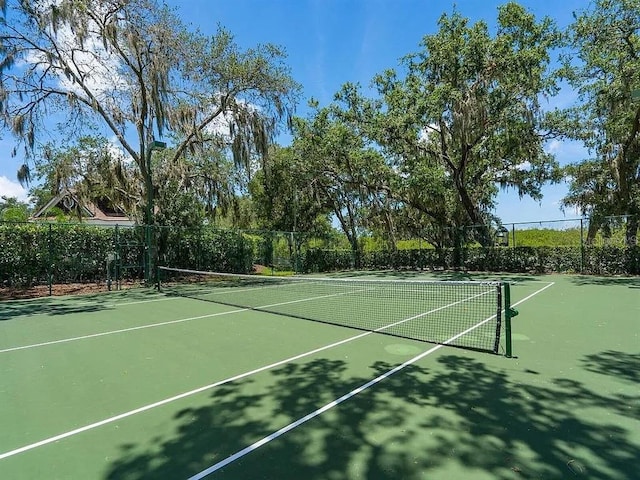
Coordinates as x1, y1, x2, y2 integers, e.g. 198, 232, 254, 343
455, 178, 492, 247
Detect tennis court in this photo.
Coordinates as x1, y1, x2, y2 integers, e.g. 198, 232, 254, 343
1, 271, 638, 479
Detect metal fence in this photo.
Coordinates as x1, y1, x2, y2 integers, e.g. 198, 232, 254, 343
0, 222, 302, 295
1, 215, 638, 297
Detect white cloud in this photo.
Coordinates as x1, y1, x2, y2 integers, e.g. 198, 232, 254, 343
545, 139, 563, 154
515, 160, 532, 171
24, 9, 128, 108
0, 176, 29, 202
545, 138, 588, 166
106, 136, 133, 163
204, 111, 234, 138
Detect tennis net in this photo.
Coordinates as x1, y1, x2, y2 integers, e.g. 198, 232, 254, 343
157, 266, 510, 354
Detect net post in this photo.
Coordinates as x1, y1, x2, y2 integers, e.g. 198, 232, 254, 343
47, 223, 53, 296
155, 264, 162, 291
504, 283, 518, 358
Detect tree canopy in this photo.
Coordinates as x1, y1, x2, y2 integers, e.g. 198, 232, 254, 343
287, 3, 563, 260
0, 195, 29, 221
373, 4, 562, 246
2, 0, 639, 255
557, 0, 640, 245
0, 0, 299, 224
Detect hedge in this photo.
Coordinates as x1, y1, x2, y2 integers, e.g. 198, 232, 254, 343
300, 245, 640, 275
0, 223, 130, 287
1, 223, 259, 288
2, 222, 638, 290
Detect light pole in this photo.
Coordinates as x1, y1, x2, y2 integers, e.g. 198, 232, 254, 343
144, 139, 166, 284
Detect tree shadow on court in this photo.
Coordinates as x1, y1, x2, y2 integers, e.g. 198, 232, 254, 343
582, 350, 640, 384
0, 290, 153, 321
0, 298, 112, 321
104, 351, 639, 479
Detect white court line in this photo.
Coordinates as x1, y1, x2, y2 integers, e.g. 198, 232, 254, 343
188, 281, 555, 479
0, 288, 367, 354
0, 294, 177, 320
0, 309, 247, 354
0, 287, 491, 461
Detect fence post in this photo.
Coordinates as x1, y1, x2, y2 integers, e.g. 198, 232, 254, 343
197, 226, 202, 270
115, 224, 121, 289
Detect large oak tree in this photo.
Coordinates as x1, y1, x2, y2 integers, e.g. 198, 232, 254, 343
558, 0, 640, 246
0, 0, 299, 225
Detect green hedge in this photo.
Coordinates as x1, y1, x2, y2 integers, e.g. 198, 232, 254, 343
1, 223, 259, 288
302, 248, 355, 272
159, 226, 260, 274
300, 245, 640, 275
0, 223, 138, 287
3, 222, 638, 290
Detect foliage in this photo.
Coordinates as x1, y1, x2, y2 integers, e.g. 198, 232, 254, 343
2, 220, 638, 292
249, 145, 332, 238
510, 227, 582, 247
157, 225, 258, 274
365, 3, 562, 246
292, 102, 393, 267
557, 0, 640, 246
0, 222, 260, 288
0, 222, 129, 287
0, 0, 300, 228
30, 136, 140, 220
0, 195, 29, 221
290, 4, 562, 252
299, 245, 639, 275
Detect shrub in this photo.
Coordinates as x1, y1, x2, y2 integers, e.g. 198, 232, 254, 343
299, 245, 639, 275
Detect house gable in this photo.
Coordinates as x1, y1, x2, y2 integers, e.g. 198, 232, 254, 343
31, 190, 135, 226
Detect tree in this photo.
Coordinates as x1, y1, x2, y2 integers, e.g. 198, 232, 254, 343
0, 0, 299, 223
559, 0, 640, 246
561, 160, 618, 243
292, 104, 392, 267
152, 143, 238, 229
0, 195, 29, 221
370, 3, 562, 246
249, 145, 331, 236
1, 0, 299, 279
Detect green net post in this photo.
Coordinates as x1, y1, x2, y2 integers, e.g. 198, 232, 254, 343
48, 223, 53, 296
580, 217, 585, 273
504, 283, 518, 358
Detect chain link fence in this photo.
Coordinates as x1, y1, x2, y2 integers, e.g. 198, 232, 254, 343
2, 215, 638, 297
0, 222, 303, 296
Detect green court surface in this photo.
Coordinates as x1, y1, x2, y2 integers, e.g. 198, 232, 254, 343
0, 273, 638, 479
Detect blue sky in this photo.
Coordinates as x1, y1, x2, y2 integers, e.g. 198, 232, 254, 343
0, 0, 593, 224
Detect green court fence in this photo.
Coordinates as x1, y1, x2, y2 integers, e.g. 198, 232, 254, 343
0, 222, 146, 294
0, 222, 301, 294
1, 215, 639, 296
301, 215, 640, 275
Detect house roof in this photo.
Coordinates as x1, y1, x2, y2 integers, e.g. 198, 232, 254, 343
30, 189, 135, 226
